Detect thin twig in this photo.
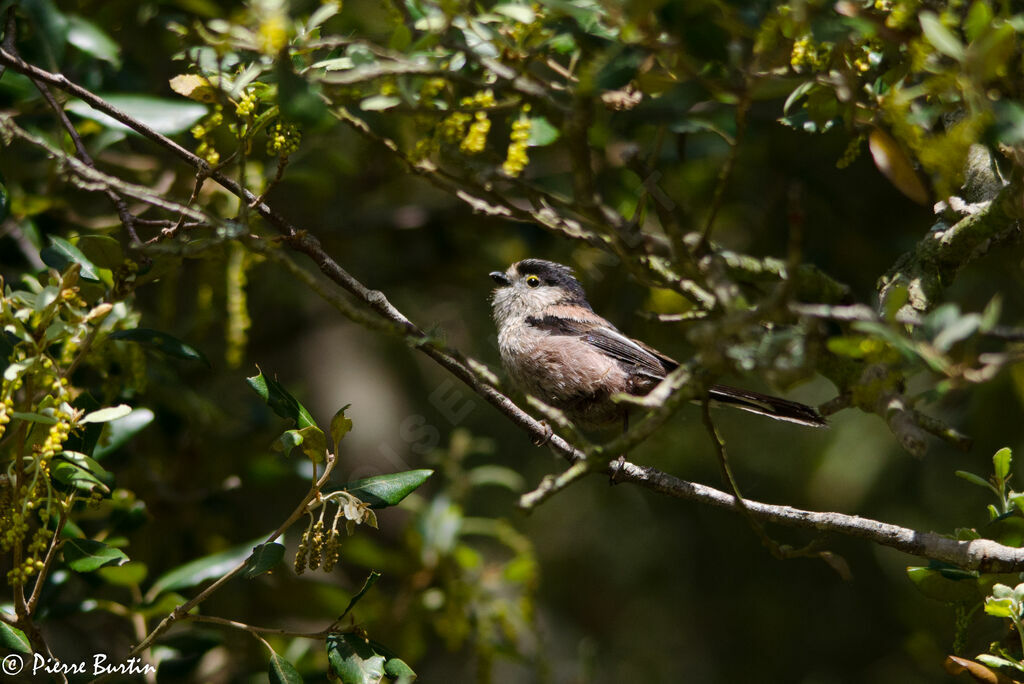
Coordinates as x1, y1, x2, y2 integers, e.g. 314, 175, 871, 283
696, 92, 750, 254
186, 613, 343, 640
124, 452, 338, 664
8, 53, 1024, 573
701, 399, 782, 557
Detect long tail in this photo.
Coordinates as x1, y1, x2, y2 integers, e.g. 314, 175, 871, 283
707, 384, 827, 428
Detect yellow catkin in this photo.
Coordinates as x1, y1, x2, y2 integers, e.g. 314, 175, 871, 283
501, 106, 532, 177
225, 243, 251, 369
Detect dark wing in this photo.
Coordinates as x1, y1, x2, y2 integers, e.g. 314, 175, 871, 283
526, 315, 676, 380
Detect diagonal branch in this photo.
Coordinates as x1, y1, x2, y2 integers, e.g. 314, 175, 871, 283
7, 51, 1024, 573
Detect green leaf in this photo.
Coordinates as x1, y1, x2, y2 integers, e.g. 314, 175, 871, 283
783, 80, 817, 115
341, 570, 381, 619
965, 0, 994, 42
527, 116, 560, 147
334, 470, 434, 508
269, 653, 303, 684
327, 633, 386, 684
956, 470, 997, 493
52, 460, 109, 493
93, 408, 155, 460
933, 313, 980, 351
919, 12, 965, 61
994, 448, 1013, 483
74, 235, 124, 269
97, 561, 148, 586
81, 404, 133, 424
0, 620, 31, 655
383, 657, 416, 682
246, 369, 317, 429
242, 542, 285, 579
867, 129, 928, 205
110, 328, 209, 365
494, 3, 536, 23
976, 653, 1021, 670
63, 538, 128, 572
67, 15, 121, 67
65, 96, 208, 136
41, 235, 101, 282
149, 537, 262, 595
985, 596, 1015, 618
359, 95, 402, 111
138, 591, 187, 620
58, 450, 112, 481
275, 426, 327, 462
981, 295, 1002, 332
330, 404, 353, 452
11, 411, 58, 424
907, 565, 980, 602
467, 465, 525, 491
306, 1, 341, 31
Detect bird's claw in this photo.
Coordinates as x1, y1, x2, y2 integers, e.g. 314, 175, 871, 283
532, 420, 553, 447
608, 455, 627, 485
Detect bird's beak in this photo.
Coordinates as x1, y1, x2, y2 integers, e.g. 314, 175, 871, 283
489, 271, 511, 286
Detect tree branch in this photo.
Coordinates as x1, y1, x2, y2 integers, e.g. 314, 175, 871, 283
879, 186, 1023, 316
6, 52, 1024, 573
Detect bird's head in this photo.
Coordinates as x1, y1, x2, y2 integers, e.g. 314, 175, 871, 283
489, 259, 591, 325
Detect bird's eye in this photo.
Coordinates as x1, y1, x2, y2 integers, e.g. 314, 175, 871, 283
525, 275, 541, 288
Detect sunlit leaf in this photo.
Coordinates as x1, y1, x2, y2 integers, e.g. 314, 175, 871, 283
332, 470, 434, 508
956, 470, 997, 493
868, 129, 928, 205
0, 620, 31, 655
527, 116, 560, 146
65, 96, 208, 135
269, 653, 303, 684
52, 460, 109, 493
242, 542, 286, 579
360, 95, 401, 111
67, 15, 121, 67
246, 369, 317, 429
93, 408, 155, 460
97, 561, 148, 586
169, 74, 218, 103
327, 633, 386, 684
149, 538, 262, 594
494, 3, 535, 23
330, 405, 353, 452
110, 328, 209, 366
994, 448, 1013, 482
63, 539, 128, 572
384, 657, 417, 682
81, 404, 133, 424
907, 565, 980, 602
75, 235, 124, 269
919, 12, 965, 61
41, 235, 101, 282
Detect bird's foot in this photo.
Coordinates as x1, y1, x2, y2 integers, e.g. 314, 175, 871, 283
608, 455, 627, 485
532, 420, 554, 447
